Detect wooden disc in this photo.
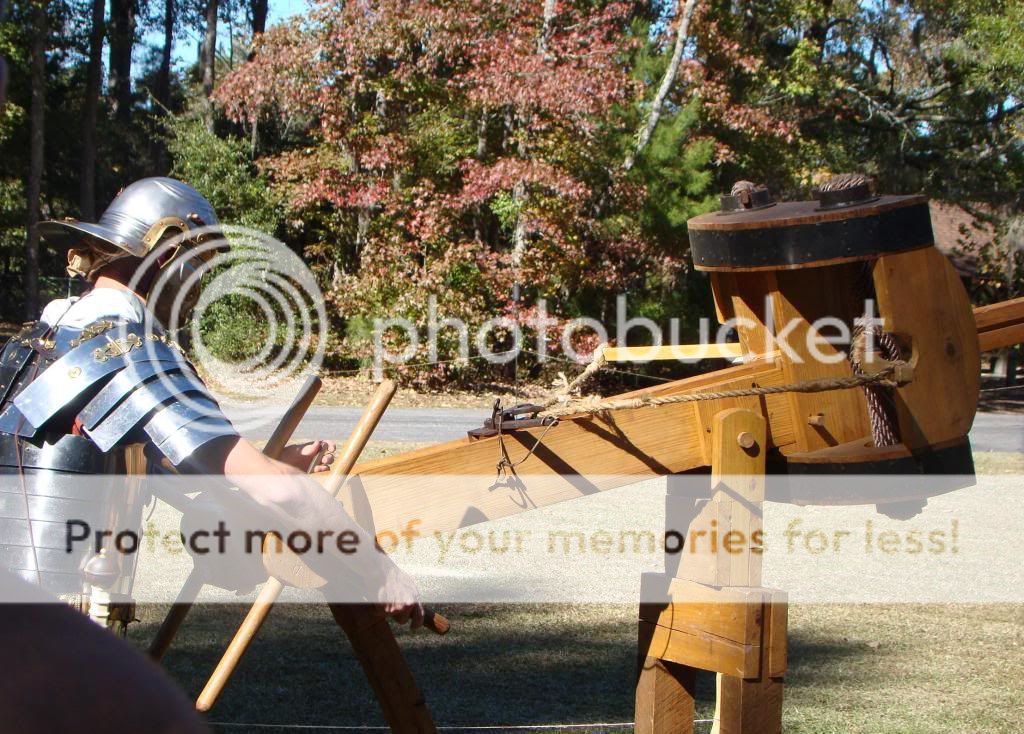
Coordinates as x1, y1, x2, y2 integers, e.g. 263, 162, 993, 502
688, 195, 933, 272
872, 246, 981, 450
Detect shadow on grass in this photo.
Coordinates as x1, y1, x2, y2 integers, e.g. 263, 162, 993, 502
130, 603, 873, 731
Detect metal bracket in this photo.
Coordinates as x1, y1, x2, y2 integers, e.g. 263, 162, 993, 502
468, 400, 551, 438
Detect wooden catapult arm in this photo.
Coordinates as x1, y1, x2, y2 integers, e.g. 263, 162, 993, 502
974, 295, 1024, 353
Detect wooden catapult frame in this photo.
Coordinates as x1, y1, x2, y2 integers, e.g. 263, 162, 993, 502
149, 184, 1024, 733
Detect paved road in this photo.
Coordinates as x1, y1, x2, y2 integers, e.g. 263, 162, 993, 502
964, 411, 1024, 453
229, 404, 1024, 453
231, 405, 484, 444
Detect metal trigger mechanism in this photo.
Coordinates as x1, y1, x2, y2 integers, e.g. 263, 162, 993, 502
468, 400, 556, 439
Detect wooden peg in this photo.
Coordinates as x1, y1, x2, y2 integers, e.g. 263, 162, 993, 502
807, 413, 825, 427
736, 431, 756, 450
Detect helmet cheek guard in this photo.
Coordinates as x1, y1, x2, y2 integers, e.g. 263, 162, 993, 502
141, 214, 226, 333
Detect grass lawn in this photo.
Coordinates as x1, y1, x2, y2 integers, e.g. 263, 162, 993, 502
128, 449, 1024, 733
130, 602, 1024, 733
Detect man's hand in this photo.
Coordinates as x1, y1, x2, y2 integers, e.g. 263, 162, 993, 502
279, 440, 336, 474
378, 563, 424, 630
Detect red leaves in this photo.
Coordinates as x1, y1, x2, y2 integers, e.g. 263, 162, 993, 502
457, 158, 589, 206
214, 0, 692, 364
215, 19, 323, 125
458, 1, 635, 123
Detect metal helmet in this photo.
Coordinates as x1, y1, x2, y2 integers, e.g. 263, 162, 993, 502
40, 177, 225, 329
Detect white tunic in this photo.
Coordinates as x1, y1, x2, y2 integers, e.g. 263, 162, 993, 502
39, 288, 147, 329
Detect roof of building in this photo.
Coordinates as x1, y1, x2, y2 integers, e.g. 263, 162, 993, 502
929, 200, 995, 278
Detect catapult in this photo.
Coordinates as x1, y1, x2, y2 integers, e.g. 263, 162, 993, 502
153, 178, 1024, 733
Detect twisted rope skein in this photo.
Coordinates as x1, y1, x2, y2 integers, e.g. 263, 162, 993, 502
538, 364, 902, 420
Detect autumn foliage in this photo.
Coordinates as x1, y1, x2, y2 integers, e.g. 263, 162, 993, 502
215, 0, 717, 380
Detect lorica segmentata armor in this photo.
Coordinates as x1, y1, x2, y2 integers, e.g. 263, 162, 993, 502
0, 317, 238, 598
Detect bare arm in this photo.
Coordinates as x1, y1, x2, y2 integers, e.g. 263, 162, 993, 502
192, 436, 422, 626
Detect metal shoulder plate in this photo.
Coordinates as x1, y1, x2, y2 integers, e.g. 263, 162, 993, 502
0, 322, 62, 437
10, 321, 188, 431
0, 322, 51, 409
2, 319, 237, 466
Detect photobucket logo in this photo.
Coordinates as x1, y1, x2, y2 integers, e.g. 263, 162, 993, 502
130, 225, 327, 433
372, 295, 886, 378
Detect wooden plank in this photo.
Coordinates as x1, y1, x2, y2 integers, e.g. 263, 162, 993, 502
772, 266, 872, 452
691, 371, 771, 466
675, 497, 723, 586
873, 247, 980, 450
715, 271, 778, 357
714, 268, 871, 453
978, 323, 1024, 353
330, 360, 789, 539
604, 343, 744, 362
664, 484, 704, 580
784, 438, 909, 464
635, 655, 696, 734
639, 577, 764, 647
764, 590, 788, 679
329, 604, 436, 734
639, 620, 758, 678
710, 409, 766, 588
689, 194, 927, 233
717, 675, 784, 734
973, 295, 1024, 333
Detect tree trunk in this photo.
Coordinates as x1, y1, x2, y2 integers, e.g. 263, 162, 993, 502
151, 0, 174, 171
0, 0, 6, 108
622, 0, 699, 172
108, 0, 136, 123
201, 0, 218, 131
247, 0, 268, 61
26, 0, 46, 319
251, 0, 268, 35
80, 0, 105, 220
510, 0, 558, 272
537, 0, 557, 57
473, 109, 488, 242
156, 0, 174, 111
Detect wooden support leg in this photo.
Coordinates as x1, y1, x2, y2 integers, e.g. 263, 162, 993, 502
636, 408, 786, 734
148, 568, 204, 661
715, 675, 783, 734
635, 654, 696, 734
329, 604, 436, 734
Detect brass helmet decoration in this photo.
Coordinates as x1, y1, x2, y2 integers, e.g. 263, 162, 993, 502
40, 177, 225, 330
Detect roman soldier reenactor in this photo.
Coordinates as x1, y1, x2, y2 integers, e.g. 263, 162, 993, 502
0, 177, 423, 632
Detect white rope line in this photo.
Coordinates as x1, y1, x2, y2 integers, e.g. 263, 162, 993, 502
208, 720, 716, 731
980, 383, 1024, 393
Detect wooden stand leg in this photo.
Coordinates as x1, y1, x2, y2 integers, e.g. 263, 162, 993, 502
636, 408, 786, 734
329, 604, 436, 734
715, 675, 783, 734
635, 655, 696, 734
193, 380, 438, 729
148, 568, 204, 661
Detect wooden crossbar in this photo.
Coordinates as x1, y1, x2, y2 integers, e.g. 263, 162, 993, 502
604, 343, 745, 362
